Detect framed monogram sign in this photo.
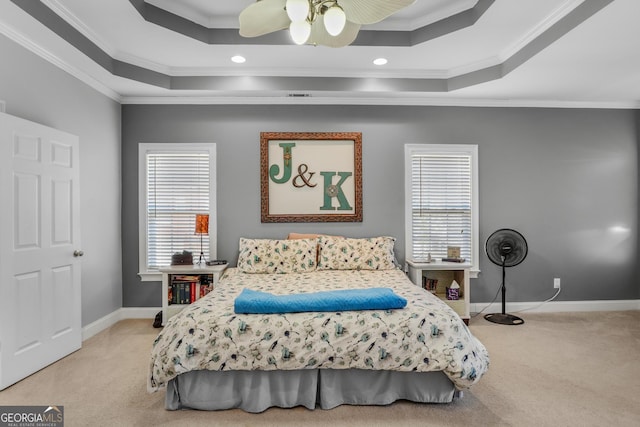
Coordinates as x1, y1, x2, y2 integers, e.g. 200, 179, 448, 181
260, 132, 362, 223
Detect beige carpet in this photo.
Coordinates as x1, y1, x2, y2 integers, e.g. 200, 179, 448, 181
1, 311, 639, 426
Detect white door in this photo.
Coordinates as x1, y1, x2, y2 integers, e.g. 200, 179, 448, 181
0, 112, 82, 390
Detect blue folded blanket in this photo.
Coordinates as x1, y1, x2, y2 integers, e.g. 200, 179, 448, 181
234, 287, 407, 314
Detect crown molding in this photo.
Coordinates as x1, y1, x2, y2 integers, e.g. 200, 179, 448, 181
42, 0, 117, 57
0, 15, 121, 102
120, 94, 640, 110
499, 0, 585, 61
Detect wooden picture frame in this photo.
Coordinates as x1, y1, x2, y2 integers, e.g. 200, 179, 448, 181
260, 132, 362, 223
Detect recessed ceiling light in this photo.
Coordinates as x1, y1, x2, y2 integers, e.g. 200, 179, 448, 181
373, 58, 388, 66
231, 55, 246, 64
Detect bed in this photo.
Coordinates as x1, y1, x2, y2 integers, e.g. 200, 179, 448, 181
148, 236, 490, 412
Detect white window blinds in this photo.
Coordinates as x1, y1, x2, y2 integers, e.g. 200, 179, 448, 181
145, 151, 210, 271
405, 144, 478, 271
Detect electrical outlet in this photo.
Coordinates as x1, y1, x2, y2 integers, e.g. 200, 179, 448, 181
554, 278, 561, 289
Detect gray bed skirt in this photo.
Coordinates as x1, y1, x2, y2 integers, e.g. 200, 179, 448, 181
165, 369, 457, 412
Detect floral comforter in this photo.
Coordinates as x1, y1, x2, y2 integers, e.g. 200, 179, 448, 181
148, 268, 489, 392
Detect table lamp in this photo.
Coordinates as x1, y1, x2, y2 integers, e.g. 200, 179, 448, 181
195, 213, 209, 264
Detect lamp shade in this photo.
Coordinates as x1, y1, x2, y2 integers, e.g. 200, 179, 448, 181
195, 214, 209, 235
286, 0, 310, 22
289, 20, 311, 45
324, 5, 346, 36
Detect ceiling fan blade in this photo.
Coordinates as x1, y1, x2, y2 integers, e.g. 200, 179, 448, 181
308, 18, 360, 47
339, 0, 416, 25
239, 0, 289, 37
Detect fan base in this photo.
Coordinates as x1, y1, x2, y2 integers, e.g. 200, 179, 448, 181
484, 313, 525, 325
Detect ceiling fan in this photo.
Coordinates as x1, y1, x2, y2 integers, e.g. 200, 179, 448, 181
239, 0, 416, 47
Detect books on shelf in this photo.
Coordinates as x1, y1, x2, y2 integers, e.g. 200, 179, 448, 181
168, 274, 213, 305
422, 276, 438, 294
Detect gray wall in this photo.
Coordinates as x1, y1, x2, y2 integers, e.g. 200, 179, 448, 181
122, 104, 638, 307
0, 35, 123, 326
637, 110, 640, 299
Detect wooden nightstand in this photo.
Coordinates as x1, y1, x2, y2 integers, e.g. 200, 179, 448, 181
159, 263, 228, 326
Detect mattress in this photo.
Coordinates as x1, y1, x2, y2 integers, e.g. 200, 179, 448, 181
148, 268, 489, 393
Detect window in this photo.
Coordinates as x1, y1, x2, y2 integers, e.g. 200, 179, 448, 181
404, 144, 479, 276
138, 143, 217, 281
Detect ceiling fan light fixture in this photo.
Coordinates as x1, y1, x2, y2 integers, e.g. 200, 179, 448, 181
323, 5, 346, 36
239, 0, 415, 48
286, 0, 310, 22
289, 20, 311, 45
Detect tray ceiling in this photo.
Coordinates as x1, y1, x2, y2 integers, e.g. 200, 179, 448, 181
0, 0, 638, 108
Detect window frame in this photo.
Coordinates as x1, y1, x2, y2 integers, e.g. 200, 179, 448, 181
138, 143, 217, 282
404, 144, 479, 277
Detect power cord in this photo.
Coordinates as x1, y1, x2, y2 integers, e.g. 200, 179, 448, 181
512, 287, 562, 313
470, 281, 503, 318
471, 282, 562, 318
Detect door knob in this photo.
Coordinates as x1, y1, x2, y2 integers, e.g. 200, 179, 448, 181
73, 250, 84, 257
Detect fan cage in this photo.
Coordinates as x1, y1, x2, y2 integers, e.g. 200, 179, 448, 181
485, 228, 528, 268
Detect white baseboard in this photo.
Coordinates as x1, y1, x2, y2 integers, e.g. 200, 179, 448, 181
470, 299, 640, 316
82, 307, 161, 341
82, 301, 640, 341
119, 307, 162, 319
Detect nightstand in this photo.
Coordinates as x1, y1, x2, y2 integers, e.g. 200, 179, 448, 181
159, 263, 228, 326
406, 260, 471, 324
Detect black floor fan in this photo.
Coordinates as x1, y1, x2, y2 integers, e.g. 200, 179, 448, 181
484, 228, 528, 325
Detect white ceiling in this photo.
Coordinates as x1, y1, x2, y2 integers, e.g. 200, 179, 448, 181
1, 0, 639, 108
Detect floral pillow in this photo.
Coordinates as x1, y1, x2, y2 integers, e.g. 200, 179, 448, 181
317, 236, 397, 270
237, 238, 317, 274
287, 232, 344, 263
